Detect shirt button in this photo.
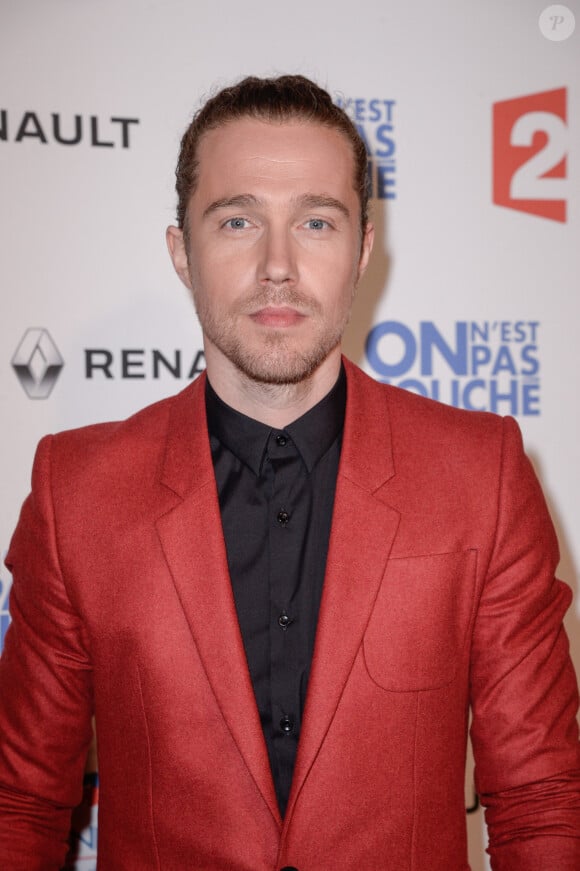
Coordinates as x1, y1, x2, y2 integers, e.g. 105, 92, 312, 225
278, 612, 291, 629
277, 510, 290, 525
275, 434, 288, 446
279, 715, 294, 734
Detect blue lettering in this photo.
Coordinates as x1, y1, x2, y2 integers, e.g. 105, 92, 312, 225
420, 322, 468, 376
471, 345, 492, 374
377, 164, 396, 199
0, 615, 11, 654
490, 379, 518, 415
0, 575, 11, 613
78, 825, 98, 849
0, 563, 13, 655
354, 99, 366, 121
520, 345, 539, 376
451, 379, 461, 407
383, 100, 396, 123
492, 346, 517, 376
366, 321, 416, 377
375, 124, 395, 158
500, 322, 513, 342
462, 380, 486, 411
368, 99, 382, 122
470, 322, 489, 342
522, 383, 540, 415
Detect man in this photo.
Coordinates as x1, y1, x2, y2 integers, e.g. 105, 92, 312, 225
0, 75, 579, 870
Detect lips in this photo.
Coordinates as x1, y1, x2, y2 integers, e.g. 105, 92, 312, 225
249, 306, 307, 327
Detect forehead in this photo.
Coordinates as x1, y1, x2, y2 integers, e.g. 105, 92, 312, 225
193, 117, 357, 201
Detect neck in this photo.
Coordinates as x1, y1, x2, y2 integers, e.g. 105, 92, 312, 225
204, 347, 343, 428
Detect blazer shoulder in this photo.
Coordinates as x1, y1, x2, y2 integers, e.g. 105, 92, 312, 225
388, 380, 503, 437
346, 358, 506, 443
36, 377, 205, 494
57, 377, 199, 442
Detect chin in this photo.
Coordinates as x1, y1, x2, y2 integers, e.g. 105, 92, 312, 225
230, 342, 336, 386
236, 357, 320, 385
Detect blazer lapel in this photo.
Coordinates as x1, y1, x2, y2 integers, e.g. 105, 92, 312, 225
286, 360, 401, 820
154, 374, 281, 827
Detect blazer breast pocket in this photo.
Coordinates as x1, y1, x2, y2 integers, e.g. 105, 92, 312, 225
363, 549, 477, 691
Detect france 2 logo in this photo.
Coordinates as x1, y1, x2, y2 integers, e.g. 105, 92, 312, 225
493, 88, 567, 222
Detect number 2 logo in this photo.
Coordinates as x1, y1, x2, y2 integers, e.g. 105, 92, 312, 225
493, 88, 567, 222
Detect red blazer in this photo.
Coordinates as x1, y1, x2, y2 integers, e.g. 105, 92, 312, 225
0, 359, 579, 870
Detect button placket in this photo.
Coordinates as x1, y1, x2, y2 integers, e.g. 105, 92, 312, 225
279, 715, 294, 734
269, 431, 295, 529
267, 428, 304, 799
278, 611, 291, 630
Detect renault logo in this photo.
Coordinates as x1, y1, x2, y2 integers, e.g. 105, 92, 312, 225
12, 328, 64, 399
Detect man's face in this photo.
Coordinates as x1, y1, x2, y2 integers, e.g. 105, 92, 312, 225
168, 117, 373, 386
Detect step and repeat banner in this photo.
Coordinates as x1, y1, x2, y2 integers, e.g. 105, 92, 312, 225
1, 1, 578, 868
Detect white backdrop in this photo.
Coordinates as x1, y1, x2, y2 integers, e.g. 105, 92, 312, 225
1, 1, 578, 868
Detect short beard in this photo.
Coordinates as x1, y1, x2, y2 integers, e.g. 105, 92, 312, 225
212, 329, 343, 385
193, 285, 348, 386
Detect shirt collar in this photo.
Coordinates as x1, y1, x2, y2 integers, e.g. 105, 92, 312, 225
205, 364, 346, 475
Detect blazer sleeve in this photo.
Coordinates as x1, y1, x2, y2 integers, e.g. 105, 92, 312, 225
469, 416, 580, 870
0, 435, 94, 870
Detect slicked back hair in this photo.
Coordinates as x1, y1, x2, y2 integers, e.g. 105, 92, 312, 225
175, 75, 370, 237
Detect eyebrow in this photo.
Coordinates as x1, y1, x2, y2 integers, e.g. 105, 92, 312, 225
202, 192, 351, 220
203, 194, 259, 218
297, 194, 350, 219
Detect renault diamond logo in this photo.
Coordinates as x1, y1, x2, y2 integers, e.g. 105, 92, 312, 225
12, 328, 64, 399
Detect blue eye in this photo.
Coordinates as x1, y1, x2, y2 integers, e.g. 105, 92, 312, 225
225, 217, 249, 230
306, 218, 328, 230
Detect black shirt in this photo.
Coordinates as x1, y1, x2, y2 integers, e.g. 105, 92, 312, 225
205, 367, 346, 816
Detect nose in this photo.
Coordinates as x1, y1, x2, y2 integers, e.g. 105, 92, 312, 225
258, 225, 297, 286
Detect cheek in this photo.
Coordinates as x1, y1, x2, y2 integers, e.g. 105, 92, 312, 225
190, 261, 252, 317
314, 255, 359, 303
198, 244, 257, 288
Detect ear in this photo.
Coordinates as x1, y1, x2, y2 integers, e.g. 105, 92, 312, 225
357, 222, 375, 282
166, 225, 193, 291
